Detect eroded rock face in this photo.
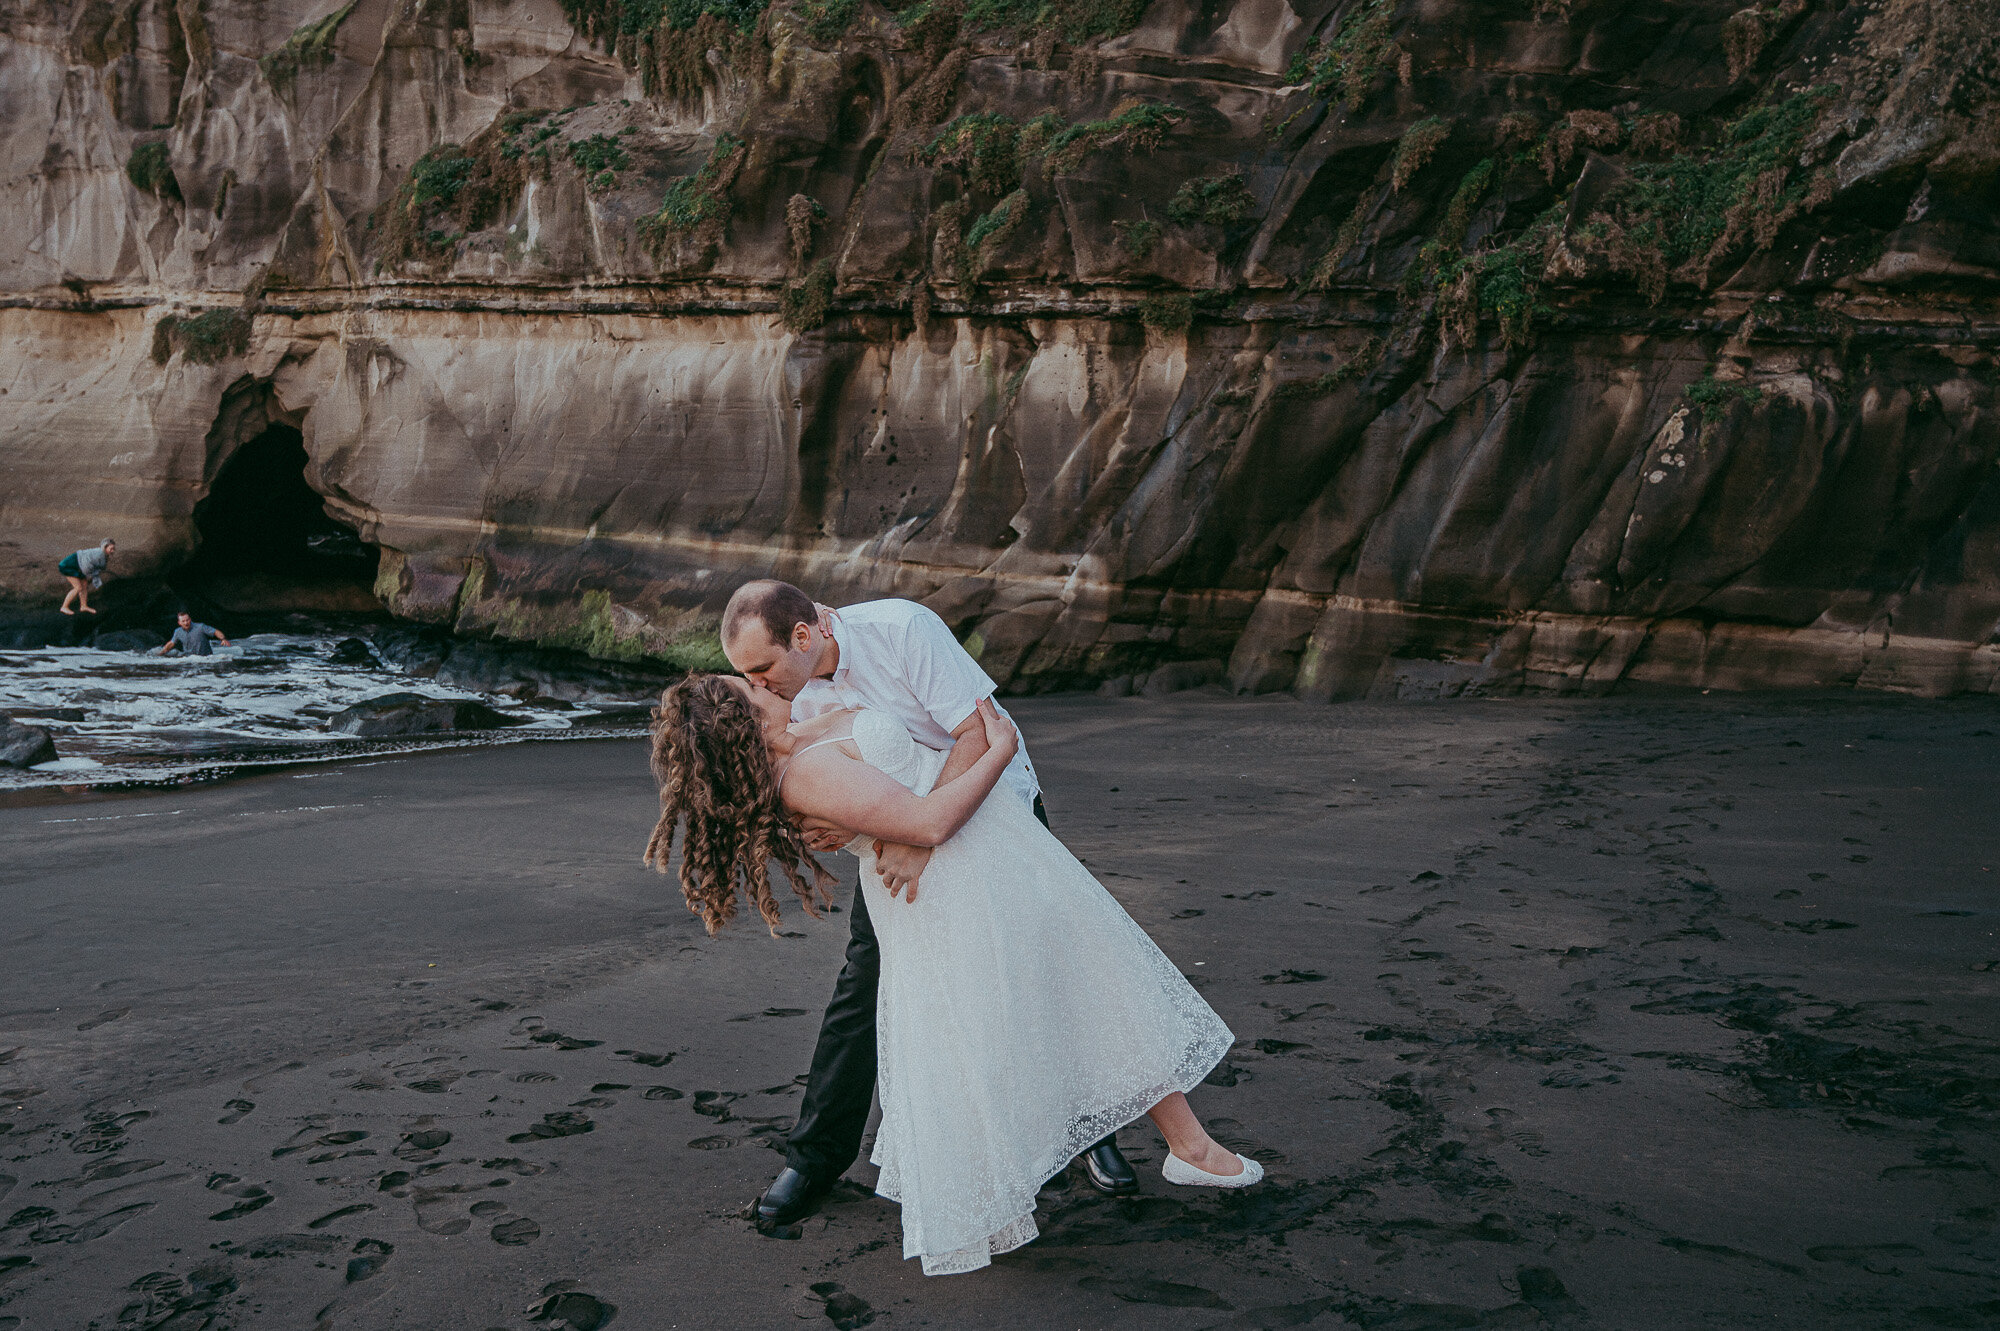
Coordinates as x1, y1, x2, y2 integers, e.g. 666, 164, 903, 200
2, 0, 1997, 696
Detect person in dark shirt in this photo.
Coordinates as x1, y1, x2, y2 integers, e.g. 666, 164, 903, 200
158, 612, 230, 657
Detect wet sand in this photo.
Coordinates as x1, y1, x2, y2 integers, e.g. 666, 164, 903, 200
2, 691, 1997, 1329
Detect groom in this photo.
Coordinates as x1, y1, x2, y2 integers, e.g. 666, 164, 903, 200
719, 579, 1140, 1226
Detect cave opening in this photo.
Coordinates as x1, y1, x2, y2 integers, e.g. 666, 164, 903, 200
177, 423, 381, 616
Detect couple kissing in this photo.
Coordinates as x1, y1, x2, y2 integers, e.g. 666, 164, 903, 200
643, 580, 1263, 1276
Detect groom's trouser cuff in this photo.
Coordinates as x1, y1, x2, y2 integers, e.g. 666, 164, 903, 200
785, 879, 880, 1180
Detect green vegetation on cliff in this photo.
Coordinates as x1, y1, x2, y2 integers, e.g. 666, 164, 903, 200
150, 308, 251, 365
781, 258, 836, 330
378, 132, 529, 267
1587, 87, 1837, 293
1168, 173, 1255, 227
1287, 0, 1398, 113
126, 142, 180, 201
568, 131, 633, 192
260, 0, 357, 90
640, 135, 748, 256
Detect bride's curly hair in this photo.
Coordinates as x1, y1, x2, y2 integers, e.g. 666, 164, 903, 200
643, 673, 830, 935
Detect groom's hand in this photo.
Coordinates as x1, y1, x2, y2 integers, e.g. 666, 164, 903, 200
874, 840, 932, 903
798, 818, 853, 853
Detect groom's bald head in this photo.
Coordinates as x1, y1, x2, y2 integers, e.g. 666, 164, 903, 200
723, 580, 816, 650
722, 580, 825, 700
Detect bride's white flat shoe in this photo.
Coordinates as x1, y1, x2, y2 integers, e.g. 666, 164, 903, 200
1162, 1152, 1264, 1188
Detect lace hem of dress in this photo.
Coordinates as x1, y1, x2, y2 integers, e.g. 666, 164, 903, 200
875, 1023, 1233, 1274
919, 1213, 1041, 1276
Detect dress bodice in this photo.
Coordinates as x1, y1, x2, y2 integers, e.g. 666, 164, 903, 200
849, 708, 945, 797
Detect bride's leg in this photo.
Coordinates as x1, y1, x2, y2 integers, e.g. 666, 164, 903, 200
1145, 1092, 1245, 1177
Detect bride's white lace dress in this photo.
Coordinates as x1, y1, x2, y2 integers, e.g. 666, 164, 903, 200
842, 708, 1234, 1275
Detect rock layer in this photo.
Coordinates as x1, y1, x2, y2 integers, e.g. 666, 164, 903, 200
2, 0, 1997, 695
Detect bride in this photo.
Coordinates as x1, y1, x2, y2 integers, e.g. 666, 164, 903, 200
644, 673, 1262, 1276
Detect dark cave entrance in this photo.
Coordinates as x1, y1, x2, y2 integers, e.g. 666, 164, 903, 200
177, 423, 380, 614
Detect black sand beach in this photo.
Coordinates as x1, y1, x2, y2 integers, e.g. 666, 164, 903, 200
2, 691, 1997, 1329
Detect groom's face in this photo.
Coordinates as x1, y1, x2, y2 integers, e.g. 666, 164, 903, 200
722, 621, 817, 702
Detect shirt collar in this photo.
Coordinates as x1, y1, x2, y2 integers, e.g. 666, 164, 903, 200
823, 609, 854, 684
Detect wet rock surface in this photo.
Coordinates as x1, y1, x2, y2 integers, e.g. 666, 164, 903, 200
0, 714, 58, 768
325, 691, 530, 737
0, 0, 1995, 699
0, 692, 1993, 1326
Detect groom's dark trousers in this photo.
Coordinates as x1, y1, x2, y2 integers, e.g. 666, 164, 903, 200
786, 795, 1050, 1182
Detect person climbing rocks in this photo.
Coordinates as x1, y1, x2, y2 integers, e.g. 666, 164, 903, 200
57, 539, 115, 615
158, 611, 230, 657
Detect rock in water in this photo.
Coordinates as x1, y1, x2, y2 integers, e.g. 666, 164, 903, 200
328, 637, 378, 666
0, 713, 58, 767
325, 693, 528, 738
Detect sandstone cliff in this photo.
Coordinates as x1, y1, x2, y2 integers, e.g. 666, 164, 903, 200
3, 0, 1997, 695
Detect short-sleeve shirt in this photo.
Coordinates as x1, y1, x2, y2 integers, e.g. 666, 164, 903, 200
170, 623, 222, 656
791, 599, 1038, 805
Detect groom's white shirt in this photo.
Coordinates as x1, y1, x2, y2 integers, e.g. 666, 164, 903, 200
790, 598, 1039, 806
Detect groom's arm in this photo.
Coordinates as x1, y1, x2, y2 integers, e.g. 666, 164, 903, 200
872, 711, 988, 902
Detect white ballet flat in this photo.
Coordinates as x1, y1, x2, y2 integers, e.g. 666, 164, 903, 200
1162, 1152, 1264, 1188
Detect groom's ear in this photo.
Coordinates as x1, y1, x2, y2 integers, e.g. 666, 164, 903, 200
790, 620, 815, 653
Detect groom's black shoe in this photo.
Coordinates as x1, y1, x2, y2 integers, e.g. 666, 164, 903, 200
756, 1167, 831, 1228
1081, 1137, 1139, 1196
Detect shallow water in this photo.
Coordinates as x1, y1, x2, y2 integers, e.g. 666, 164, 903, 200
0, 633, 646, 793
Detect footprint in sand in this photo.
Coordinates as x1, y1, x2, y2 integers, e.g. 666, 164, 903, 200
308, 1203, 375, 1230
687, 1135, 735, 1150
527, 1286, 614, 1329
490, 1214, 541, 1245
74, 1008, 128, 1032
412, 1180, 510, 1234
644, 1086, 683, 1101
206, 1173, 274, 1221
217, 1099, 255, 1125
273, 1127, 371, 1160
810, 1282, 877, 1330
514, 1071, 558, 1084
393, 1128, 452, 1162
691, 1091, 742, 1122
14, 1200, 156, 1244
70, 1110, 150, 1154
506, 1111, 594, 1144
346, 1238, 392, 1283
615, 1049, 674, 1067
480, 1158, 547, 1176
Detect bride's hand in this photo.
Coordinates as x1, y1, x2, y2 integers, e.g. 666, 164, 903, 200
977, 697, 1017, 760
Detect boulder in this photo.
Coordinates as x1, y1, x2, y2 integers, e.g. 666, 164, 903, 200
328, 637, 379, 666
325, 692, 529, 738
0, 713, 58, 767
371, 626, 453, 677
93, 629, 161, 653
1139, 660, 1227, 698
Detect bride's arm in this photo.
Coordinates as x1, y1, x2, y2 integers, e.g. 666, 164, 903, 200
785, 701, 1018, 848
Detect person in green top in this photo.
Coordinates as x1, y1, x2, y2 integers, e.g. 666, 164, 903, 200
57, 539, 115, 615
